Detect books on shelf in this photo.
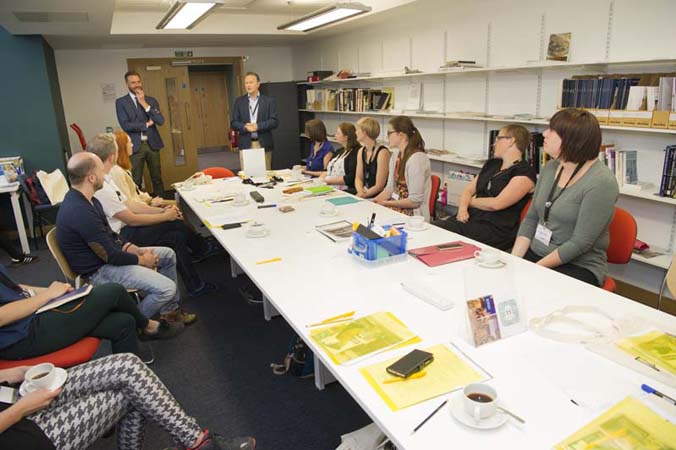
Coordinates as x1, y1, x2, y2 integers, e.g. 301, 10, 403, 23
304, 87, 394, 113
659, 144, 676, 197
599, 145, 638, 187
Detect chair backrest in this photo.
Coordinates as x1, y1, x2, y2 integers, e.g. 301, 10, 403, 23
46, 228, 79, 284
429, 175, 441, 220
606, 207, 637, 264
203, 167, 235, 179
665, 255, 676, 298
69, 123, 87, 151
519, 198, 533, 223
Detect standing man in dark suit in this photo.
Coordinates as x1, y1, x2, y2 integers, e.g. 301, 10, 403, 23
231, 72, 278, 169
116, 71, 165, 196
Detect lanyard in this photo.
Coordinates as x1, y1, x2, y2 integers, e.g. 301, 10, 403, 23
249, 97, 259, 117
544, 163, 583, 224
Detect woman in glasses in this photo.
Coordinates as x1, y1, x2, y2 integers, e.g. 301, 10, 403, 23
433, 124, 536, 250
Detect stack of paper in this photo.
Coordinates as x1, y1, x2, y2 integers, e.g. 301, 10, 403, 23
555, 396, 676, 449
309, 312, 420, 365
616, 330, 676, 376
335, 423, 387, 450
360, 344, 487, 411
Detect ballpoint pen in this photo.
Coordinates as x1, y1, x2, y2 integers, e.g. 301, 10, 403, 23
642, 383, 676, 405
411, 400, 447, 435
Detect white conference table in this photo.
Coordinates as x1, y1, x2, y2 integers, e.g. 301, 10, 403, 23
0, 182, 30, 254
177, 177, 676, 450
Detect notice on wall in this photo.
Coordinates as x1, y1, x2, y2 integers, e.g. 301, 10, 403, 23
101, 83, 117, 103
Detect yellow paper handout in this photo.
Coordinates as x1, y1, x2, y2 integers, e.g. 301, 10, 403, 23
555, 396, 676, 450
360, 343, 487, 411
309, 312, 419, 365
616, 331, 676, 376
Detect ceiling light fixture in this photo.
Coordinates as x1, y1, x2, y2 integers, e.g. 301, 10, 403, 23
278, 2, 371, 32
156, 0, 224, 30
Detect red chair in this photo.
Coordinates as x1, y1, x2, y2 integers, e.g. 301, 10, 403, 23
0, 337, 101, 370
601, 207, 637, 292
520, 198, 533, 223
203, 167, 235, 179
69, 123, 87, 150
429, 175, 441, 220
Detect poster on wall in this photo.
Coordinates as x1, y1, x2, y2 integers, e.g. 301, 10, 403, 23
101, 83, 117, 103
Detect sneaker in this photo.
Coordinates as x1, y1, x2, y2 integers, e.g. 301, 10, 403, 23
161, 309, 197, 325
188, 282, 218, 298
11, 254, 39, 265
163, 430, 256, 450
137, 342, 154, 365
140, 319, 185, 340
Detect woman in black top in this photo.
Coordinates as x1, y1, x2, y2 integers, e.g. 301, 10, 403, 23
321, 122, 360, 194
433, 125, 537, 250
354, 117, 391, 198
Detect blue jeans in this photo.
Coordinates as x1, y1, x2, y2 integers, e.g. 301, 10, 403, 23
90, 247, 180, 318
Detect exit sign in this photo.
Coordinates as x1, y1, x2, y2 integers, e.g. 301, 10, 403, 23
174, 50, 193, 57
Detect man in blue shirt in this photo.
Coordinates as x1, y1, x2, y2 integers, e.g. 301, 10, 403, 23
56, 152, 194, 324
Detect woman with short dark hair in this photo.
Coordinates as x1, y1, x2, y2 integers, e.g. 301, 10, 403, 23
512, 108, 619, 286
433, 124, 536, 250
303, 119, 334, 174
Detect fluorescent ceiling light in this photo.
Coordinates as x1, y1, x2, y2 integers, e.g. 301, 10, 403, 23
156, 0, 223, 30
278, 2, 371, 32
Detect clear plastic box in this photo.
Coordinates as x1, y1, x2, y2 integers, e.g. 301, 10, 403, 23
348, 225, 408, 265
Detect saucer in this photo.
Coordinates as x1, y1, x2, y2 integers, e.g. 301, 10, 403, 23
20, 368, 68, 396
246, 229, 270, 239
449, 394, 508, 430
319, 210, 338, 217
475, 260, 506, 269
404, 223, 429, 232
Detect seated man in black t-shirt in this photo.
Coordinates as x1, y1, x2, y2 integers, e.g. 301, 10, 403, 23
433, 125, 537, 251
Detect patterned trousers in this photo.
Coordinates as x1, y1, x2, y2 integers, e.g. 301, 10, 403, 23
29, 353, 202, 450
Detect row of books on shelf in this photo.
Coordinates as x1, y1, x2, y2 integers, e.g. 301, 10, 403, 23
301, 87, 395, 113
598, 144, 637, 188
659, 144, 676, 197
487, 130, 550, 174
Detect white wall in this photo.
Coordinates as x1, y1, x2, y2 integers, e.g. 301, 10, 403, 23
55, 45, 293, 152
291, 0, 676, 291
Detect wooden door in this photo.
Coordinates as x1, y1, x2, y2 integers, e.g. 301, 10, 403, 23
190, 71, 231, 150
127, 59, 198, 188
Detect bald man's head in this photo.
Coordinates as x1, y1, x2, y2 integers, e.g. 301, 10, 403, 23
67, 152, 103, 189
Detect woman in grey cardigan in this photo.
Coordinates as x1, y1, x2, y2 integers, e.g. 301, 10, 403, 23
512, 108, 619, 286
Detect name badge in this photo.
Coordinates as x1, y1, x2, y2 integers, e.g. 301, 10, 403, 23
535, 223, 553, 246
391, 192, 400, 201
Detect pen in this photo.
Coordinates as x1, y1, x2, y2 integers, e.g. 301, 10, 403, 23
256, 257, 282, 265
383, 371, 427, 384
369, 213, 376, 228
642, 383, 676, 405
210, 198, 234, 203
411, 399, 447, 435
257, 204, 277, 209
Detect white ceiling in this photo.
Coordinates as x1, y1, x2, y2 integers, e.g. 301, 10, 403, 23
0, 0, 417, 49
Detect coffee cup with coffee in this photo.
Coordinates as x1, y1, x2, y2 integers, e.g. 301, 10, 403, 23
25, 363, 57, 391
473, 249, 501, 265
408, 215, 425, 230
463, 382, 498, 422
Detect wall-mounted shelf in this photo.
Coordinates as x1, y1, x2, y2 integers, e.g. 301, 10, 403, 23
298, 57, 676, 85
631, 251, 672, 270
300, 109, 676, 135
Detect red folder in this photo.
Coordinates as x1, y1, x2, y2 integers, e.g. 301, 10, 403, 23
408, 241, 481, 267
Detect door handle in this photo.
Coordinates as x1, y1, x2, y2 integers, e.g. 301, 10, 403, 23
185, 102, 191, 130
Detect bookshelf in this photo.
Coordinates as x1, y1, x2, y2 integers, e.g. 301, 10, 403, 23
300, 109, 676, 135
298, 57, 676, 85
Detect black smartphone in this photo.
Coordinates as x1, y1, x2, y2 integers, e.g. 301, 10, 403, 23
386, 349, 434, 378
221, 223, 242, 230
249, 191, 264, 203
437, 242, 463, 250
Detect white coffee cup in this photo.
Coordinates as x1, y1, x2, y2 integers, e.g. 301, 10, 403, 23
474, 249, 500, 265
25, 363, 57, 391
291, 165, 303, 179
463, 383, 498, 422
320, 201, 337, 216
408, 215, 425, 229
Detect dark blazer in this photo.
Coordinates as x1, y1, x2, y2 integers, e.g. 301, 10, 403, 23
115, 93, 164, 153
231, 93, 278, 150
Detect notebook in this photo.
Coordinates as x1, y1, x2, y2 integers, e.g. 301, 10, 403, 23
408, 241, 480, 267
36, 284, 93, 314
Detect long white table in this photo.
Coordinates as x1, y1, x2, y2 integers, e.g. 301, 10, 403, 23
177, 177, 676, 450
